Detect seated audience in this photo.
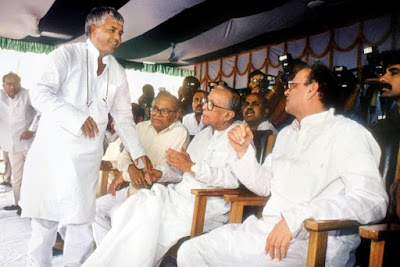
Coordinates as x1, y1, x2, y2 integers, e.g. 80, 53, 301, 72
242, 93, 277, 134
83, 85, 242, 266
182, 90, 208, 135
93, 91, 190, 245
177, 62, 388, 266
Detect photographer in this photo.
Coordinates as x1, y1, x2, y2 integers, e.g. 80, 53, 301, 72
368, 49, 400, 132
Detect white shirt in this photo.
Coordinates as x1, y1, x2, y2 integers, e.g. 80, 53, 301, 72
0, 88, 38, 153
20, 39, 145, 224
232, 109, 388, 264
256, 120, 278, 134
182, 112, 204, 135
117, 120, 190, 196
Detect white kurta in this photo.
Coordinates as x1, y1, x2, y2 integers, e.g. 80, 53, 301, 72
119, 120, 190, 196
178, 109, 388, 267
93, 120, 190, 245
19, 39, 145, 224
256, 119, 278, 134
83, 122, 241, 267
182, 112, 204, 135
0, 88, 38, 153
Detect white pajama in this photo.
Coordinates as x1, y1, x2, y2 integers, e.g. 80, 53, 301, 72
8, 150, 28, 205
28, 218, 93, 267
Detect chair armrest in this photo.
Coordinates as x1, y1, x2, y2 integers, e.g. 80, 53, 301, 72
304, 219, 360, 267
224, 195, 269, 223
359, 223, 400, 241
190, 188, 247, 238
358, 223, 400, 267
98, 161, 119, 198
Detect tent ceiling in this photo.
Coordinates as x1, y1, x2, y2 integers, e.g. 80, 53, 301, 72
0, 0, 398, 69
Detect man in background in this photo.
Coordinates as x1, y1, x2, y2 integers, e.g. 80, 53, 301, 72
0, 72, 38, 215
182, 90, 208, 136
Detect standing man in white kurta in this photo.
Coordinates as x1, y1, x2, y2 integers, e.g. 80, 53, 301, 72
19, 7, 152, 267
177, 63, 388, 266
0, 72, 38, 214
82, 86, 242, 266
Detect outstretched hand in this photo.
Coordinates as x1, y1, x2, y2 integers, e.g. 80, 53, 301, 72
228, 124, 253, 158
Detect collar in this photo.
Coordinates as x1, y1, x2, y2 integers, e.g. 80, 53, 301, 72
291, 108, 334, 130
86, 39, 111, 65
147, 120, 180, 134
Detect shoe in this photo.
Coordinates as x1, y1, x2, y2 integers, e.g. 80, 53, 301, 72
16, 206, 22, 216
0, 181, 11, 187
3, 205, 20, 211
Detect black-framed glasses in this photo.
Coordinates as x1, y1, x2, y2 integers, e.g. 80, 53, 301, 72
150, 106, 177, 117
201, 98, 231, 111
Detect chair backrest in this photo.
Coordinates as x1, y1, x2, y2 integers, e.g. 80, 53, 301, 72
252, 130, 276, 164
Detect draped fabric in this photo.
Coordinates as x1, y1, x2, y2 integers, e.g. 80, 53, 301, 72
195, 14, 400, 90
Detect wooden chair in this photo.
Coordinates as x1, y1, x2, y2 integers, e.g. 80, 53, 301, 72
189, 131, 277, 238
97, 160, 119, 197
222, 140, 400, 267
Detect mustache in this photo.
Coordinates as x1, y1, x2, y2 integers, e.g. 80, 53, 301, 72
245, 108, 254, 114
195, 104, 203, 109
381, 82, 392, 90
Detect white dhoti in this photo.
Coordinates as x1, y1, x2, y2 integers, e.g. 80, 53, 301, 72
92, 188, 127, 246
84, 183, 229, 267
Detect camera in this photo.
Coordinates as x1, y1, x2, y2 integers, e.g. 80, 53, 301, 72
278, 53, 293, 82
361, 46, 384, 80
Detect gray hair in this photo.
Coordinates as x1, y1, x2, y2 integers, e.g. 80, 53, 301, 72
85, 7, 124, 36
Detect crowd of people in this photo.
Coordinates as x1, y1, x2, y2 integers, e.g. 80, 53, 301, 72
1, 5, 400, 267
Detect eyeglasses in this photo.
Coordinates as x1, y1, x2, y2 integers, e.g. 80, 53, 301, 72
250, 78, 263, 83
287, 81, 309, 90
201, 98, 231, 111
150, 106, 177, 117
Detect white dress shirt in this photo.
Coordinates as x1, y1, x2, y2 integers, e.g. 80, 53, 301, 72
182, 112, 204, 135
0, 88, 38, 153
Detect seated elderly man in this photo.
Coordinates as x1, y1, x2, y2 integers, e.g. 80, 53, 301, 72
83, 85, 242, 266
93, 91, 190, 245
177, 62, 388, 266
243, 92, 277, 134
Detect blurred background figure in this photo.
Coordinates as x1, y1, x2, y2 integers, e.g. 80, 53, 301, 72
138, 84, 155, 121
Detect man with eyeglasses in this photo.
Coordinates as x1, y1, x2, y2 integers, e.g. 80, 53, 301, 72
0, 72, 39, 215
19, 7, 153, 266
92, 91, 190, 246
83, 85, 243, 266
182, 90, 208, 135
248, 70, 267, 94
177, 62, 387, 266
